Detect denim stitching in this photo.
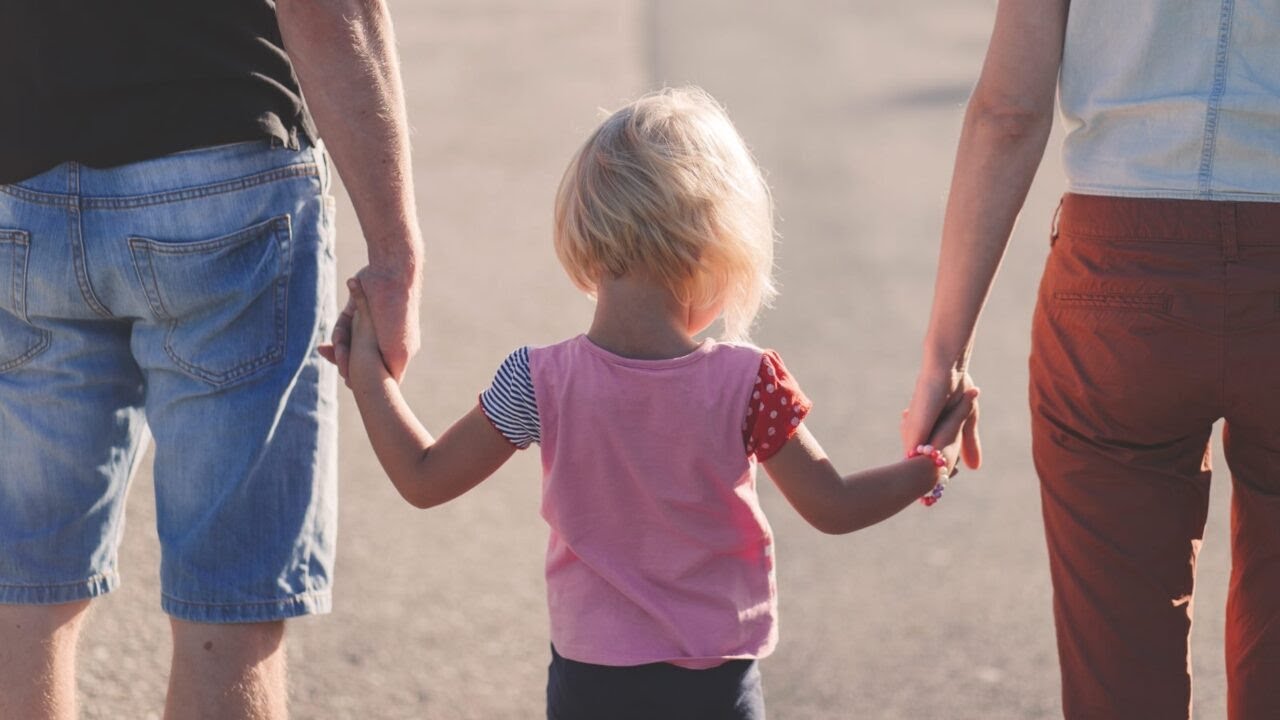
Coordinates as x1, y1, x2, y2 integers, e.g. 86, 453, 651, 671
275, 216, 293, 379
129, 216, 288, 257
0, 334, 50, 373
64, 163, 112, 318
1197, 0, 1235, 197
163, 219, 287, 385
0, 230, 51, 372
162, 338, 284, 384
130, 216, 291, 386
2, 230, 26, 315
0, 572, 117, 590
84, 165, 319, 209
127, 240, 171, 320
0, 164, 318, 208
0, 185, 76, 207
161, 589, 331, 609
9, 236, 17, 314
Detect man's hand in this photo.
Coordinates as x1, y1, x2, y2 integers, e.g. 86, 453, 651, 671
319, 261, 420, 383
344, 277, 394, 391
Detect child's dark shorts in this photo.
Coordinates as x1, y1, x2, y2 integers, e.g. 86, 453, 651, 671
547, 644, 765, 720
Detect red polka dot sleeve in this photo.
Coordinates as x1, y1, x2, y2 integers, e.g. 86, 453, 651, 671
743, 350, 812, 462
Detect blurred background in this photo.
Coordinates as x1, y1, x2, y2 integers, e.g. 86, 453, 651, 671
78, 1, 1235, 717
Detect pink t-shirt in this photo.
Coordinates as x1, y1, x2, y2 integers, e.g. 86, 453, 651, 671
481, 335, 811, 668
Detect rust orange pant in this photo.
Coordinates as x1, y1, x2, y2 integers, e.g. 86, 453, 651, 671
1030, 193, 1280, 720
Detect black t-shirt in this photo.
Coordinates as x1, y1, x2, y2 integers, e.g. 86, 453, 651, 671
0, 1, 317, 184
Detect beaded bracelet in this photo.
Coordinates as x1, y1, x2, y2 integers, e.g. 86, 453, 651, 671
908, 444, 950, 507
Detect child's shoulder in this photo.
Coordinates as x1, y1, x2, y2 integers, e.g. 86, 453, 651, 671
496, 336, 577, 364
517, 335, 584, 366
706, 340, 797, 370
711, 343, 806, 398
701, 339, 767, 368
707, 339, 766, 355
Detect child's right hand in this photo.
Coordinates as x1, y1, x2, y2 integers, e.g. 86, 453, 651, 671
346, 277, 394, 389
923, 387, 980, 474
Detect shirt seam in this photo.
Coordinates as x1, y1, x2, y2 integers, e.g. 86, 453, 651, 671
1064, 183, 1280, 204
575, 334, 716, 370
1197, 0, 1236, 197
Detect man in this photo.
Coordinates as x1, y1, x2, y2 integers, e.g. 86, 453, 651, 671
0, 1, 421, 717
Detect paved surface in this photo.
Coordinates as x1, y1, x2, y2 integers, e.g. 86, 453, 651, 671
78, 2, 1236, 718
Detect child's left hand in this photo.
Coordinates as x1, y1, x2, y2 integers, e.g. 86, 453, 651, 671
923, 387, 980, 475
345, 277, 394, 389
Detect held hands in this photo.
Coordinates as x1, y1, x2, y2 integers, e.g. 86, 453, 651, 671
919, 385, 980, 475
325, 277, 393, 389
911, 385, 979, 507
902, 366, 982, 471
318, 263, 421, 383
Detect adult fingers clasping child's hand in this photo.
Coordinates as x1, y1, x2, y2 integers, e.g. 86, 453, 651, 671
345, 277, 393, 388
317, 305, 353, 380
925, 387, 980, 475
902, 370, 982, 470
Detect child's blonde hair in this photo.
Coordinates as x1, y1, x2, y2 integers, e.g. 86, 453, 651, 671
553, 87, 776, 341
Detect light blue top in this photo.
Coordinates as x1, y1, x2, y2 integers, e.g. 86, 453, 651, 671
1059, 0, 1280, 201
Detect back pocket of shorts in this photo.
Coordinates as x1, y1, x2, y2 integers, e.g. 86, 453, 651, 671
0, 230, 50, 372
129, 216, 292, 387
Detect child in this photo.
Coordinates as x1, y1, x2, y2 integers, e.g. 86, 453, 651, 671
331, 87, 976, 720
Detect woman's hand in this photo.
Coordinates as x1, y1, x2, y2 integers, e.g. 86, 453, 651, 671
922, 384, 981, 473
903, 366, 982, 470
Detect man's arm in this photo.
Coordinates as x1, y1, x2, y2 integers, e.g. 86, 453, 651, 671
277, 0, 423, 380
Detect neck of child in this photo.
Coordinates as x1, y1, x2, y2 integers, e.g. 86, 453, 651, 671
587, 273, 704, 360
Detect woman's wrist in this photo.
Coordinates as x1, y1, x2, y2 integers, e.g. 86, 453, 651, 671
920, 343, 968, 379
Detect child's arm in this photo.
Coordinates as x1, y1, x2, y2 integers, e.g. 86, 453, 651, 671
762, 389, 977, 534
344, 279, 516, 508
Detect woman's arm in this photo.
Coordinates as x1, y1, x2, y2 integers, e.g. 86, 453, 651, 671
901, 0, 1070, 464
345, 280, 516, 509
765, 390, 977, 535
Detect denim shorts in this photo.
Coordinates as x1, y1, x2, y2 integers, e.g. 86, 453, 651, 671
0, 140, 338, 623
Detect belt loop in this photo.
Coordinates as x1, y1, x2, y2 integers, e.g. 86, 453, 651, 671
1049, 196, 1064, 246
67, 160, 80, 196
316, 138, 332, 192
1221, 202, 1239, 261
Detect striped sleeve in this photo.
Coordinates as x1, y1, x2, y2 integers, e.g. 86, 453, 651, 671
479, 346, 540, 450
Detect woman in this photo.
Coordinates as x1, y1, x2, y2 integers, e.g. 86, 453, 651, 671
901, 1, 1280, 718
